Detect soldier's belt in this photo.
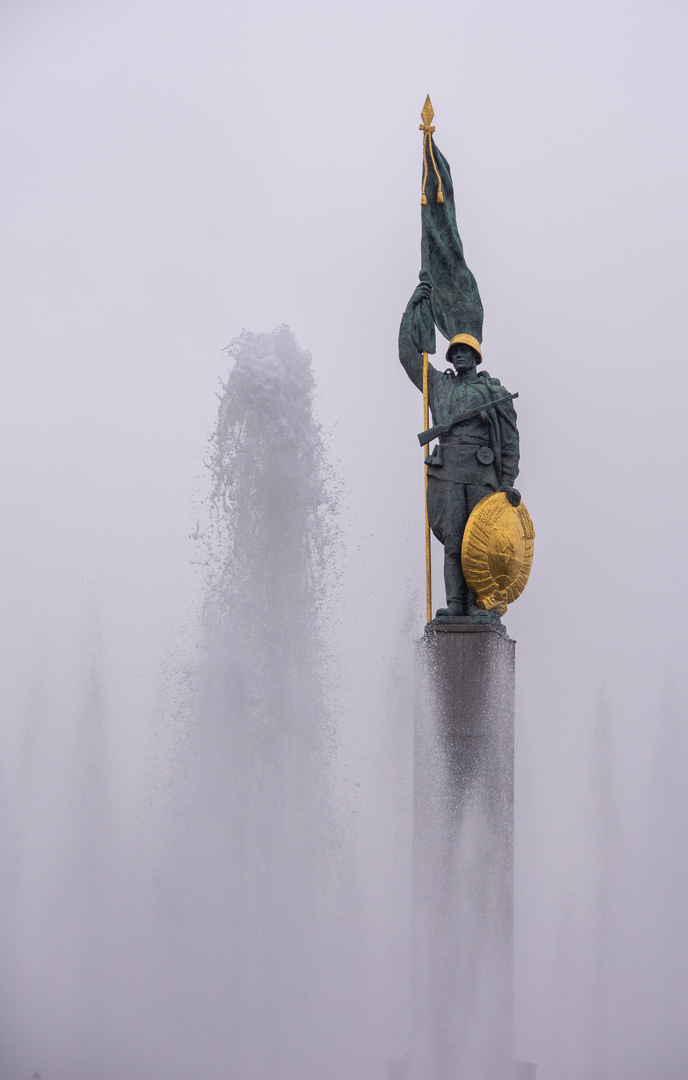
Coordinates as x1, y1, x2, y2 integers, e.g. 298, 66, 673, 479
439, 434, 490, 444
425, 441, 495, 467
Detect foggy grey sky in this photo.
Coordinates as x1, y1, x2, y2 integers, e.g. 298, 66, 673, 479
3, 0, 688, 646
2, 0, 687, 763
3, 0, 688, 643
2, 0, 688, 1074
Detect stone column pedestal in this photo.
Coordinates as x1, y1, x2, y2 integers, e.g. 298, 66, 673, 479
411, 618, 519, 1080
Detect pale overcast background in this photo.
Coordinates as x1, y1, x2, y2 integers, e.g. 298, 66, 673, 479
2, 1, 688, 1078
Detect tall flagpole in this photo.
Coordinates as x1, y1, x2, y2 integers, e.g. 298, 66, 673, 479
419, 95, 437, 625
423, 350, 432, 624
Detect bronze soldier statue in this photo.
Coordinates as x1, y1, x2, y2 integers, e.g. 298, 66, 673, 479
399, 298, 520, 618
399, 99, 521, 619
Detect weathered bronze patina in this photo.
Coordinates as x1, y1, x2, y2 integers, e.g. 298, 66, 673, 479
399, 99, 532, 621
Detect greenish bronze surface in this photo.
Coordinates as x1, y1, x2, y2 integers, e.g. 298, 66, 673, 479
399, 135, 522, 620
410, 136, 484, 355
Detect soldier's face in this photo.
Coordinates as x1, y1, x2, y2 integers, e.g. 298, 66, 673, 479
449, 343, 478, 372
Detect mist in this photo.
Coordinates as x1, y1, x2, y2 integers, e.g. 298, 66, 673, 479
2, 0, 688, 1077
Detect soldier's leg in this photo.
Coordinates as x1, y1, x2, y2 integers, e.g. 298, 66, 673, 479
427, 479, 469, 616
442, 487, 469, 614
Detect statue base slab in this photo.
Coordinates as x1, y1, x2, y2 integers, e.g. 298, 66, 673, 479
426, 613, 508, 636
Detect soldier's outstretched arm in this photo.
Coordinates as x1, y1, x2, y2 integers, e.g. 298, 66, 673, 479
398, 281, 435, 392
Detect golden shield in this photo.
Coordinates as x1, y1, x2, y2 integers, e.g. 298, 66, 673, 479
461, 493, 535, 616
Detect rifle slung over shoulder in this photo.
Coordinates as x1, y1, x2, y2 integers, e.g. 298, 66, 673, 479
417, 392, 519, 447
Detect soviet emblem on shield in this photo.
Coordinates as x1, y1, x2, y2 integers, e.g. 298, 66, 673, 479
461, 492, 535, 616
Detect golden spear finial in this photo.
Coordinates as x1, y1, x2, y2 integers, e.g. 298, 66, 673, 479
419, 95, 443, 207
420, 94, 435, 133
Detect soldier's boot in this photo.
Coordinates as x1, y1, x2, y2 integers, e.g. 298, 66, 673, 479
466, 588, 501, 620
466, 589, 483, 616
435, 551, 466, 618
